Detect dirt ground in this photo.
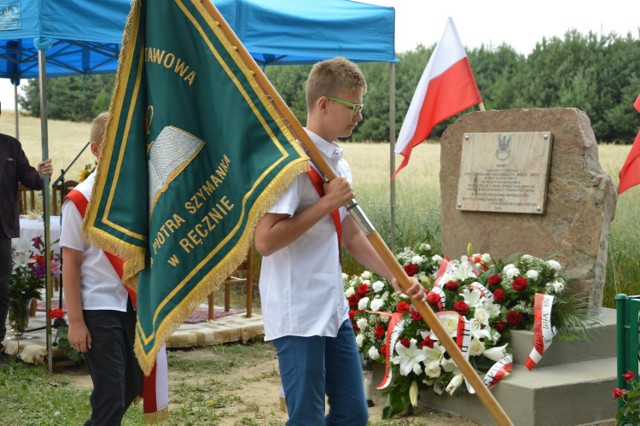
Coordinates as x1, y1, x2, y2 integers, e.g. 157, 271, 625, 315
59, 346, 481, 425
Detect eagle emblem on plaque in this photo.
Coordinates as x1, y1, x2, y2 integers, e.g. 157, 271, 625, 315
496, 135, 511, 160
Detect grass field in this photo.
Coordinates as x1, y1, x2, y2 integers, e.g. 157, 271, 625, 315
3, 110, 638, 307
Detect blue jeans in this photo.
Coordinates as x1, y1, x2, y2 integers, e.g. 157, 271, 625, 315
273, 319, 368, 426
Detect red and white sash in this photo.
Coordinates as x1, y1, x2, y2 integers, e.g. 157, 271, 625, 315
66, 189, 169, 422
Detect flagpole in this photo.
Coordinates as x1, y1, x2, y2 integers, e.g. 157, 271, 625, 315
199, 2, 511, 424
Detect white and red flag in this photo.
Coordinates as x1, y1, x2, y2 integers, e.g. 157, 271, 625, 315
618, 94, 640, 194
393, 17, 482, 179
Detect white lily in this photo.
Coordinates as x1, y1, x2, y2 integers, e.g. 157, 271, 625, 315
445, 373, 465, 395
483, 344, 509, 362
391, 339, 428, 376
461, 288, 483, 308
409, 380, 419, 407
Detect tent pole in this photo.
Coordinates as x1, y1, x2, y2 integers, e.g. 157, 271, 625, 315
13, 83, 19, 140
38, 49, 53, 374
388, 62, 396, 253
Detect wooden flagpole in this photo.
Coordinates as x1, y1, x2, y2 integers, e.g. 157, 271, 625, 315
200, 2, 512, 424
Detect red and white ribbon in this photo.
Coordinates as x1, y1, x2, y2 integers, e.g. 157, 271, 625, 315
433, 257, 453, 287
375, 312, 405, 390
483, 354, 513, 387
469, 281, 493, 302
525, 293, 557, 370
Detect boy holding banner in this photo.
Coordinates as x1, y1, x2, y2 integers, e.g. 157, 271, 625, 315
255, 57, 424, 425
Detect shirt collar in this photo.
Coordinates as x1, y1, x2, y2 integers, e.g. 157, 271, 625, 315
304, 128, 344, 163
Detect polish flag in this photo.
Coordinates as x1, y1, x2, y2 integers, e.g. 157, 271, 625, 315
393, 17, 482, 179
618, 94, 640, 194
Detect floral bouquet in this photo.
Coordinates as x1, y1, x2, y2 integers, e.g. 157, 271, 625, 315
10, 236, 60, 301
50, 308, 83, 362
344, 242, 596, 418
9, 236, 61, 334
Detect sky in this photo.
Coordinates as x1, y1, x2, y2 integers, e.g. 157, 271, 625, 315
1, 0, 639, 110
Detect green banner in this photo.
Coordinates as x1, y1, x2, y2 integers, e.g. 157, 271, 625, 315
84, 0, 308, 373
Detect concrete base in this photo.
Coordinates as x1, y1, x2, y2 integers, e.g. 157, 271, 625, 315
373, 308, 618, 426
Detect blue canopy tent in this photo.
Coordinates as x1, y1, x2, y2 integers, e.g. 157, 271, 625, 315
0, 0, 398, 369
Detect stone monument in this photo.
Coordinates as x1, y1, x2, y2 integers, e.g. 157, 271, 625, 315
440, 108, 617, 312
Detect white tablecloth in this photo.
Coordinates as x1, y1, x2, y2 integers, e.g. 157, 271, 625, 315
17, 215, 62, 253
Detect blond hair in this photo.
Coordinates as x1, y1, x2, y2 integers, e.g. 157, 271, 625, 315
306, 57, 367, 110
90, 112, 110, 146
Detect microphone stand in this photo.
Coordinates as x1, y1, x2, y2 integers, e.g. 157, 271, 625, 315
51, 140, 91, 310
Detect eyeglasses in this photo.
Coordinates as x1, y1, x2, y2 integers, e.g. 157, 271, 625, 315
327, 97, 364, 116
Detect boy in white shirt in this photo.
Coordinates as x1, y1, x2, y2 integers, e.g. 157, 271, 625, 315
60, 112, 142, 425
255, 57, 424, 425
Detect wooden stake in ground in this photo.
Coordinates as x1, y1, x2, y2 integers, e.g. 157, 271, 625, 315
200, 1, 512, 424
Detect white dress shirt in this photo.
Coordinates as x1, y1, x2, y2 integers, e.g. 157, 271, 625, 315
259, 130, 352, 341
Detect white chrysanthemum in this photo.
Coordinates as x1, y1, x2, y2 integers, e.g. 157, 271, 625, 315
341, 273, 349, 281
380, 315, 390, 323
469, 338, 486, 356
391, 339, 428, 376
368, 346, 380, 360
361, 280, 371, 286
357, 297, 370, 310
372, 280, 385, 293
547, 260, 561, 271
432, 254, 443, 263
420, 243, 431, 251
345, 287, 355, 297
411, 255, 424, 265
552, 280, 565, 293
525, 270, 539, 280
445, 373, 465, 395
357, 318, 368, 330
361, 271, 372, 280
483, 344, 509, 362
522, 254, 533, 261
481, 253, 491, 264
473, 308, 490, 326
355, 334, 364, 348
505, 267, 520, 279
370, 298, 385, 311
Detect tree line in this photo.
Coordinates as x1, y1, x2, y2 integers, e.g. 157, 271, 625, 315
18, 29, 640, 143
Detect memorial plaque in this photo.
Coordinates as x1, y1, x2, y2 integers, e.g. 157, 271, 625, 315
456, 132, 553, 214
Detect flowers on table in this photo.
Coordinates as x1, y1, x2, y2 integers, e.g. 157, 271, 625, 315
344, 242, 595, 418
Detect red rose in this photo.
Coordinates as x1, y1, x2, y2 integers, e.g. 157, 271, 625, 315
396, 301, 411, 314
453, 301, 469, 315
49, 308, 65, 319
427, 292, 441, 306
444, 281, 459, 292
493, 288, 506, 303
487, 274, 501, 287
512, 277, 528, 291
403, 263, 419, 277
399, 338, 410, 348
410, 309, 421, 321
356, 283, 370, 296
374, 325, 386, 339
348, 294, 360, 308
380, 344, 388, 357
506, 310, 524, 325
613, 388, 627, 399
349, 309, 357, 322
494, 321, 507, 332
353, 325, 360, 332
622, 370, 635, 382
419, 335, 434, 349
